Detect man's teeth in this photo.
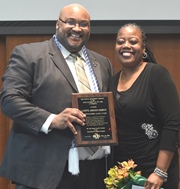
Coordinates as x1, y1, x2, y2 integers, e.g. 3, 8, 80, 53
71, 34, 80, 38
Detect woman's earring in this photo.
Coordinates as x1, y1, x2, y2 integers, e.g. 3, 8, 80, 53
143, 52, 147, 59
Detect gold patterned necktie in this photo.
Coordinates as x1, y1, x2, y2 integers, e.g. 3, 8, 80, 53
71, 53, 99, 155
71, 53, 91, 93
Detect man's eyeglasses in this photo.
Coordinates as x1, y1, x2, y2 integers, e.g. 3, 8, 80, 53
59, 18, 89, 28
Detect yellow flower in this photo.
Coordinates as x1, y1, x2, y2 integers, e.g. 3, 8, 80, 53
120, 159, 137, 170
104, 159, 142, 189
118, 167, 128, 179
136, 171, 141, 175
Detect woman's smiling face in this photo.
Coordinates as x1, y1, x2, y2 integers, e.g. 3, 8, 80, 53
115, 25, 146, 68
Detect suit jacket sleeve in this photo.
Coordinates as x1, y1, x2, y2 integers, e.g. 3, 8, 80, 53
1, 44, 52, 135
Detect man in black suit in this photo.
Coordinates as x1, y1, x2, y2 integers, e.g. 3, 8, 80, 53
0, 3, 113, 189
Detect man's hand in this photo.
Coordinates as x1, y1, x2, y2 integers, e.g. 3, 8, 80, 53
49, 108, 86, 134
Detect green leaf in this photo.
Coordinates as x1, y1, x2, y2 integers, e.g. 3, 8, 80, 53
133, 175, 146, 186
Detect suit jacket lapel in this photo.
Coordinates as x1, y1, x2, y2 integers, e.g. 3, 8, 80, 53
47, 39, 103, 92
87, 52, 103, 91
48, 38, 78, 92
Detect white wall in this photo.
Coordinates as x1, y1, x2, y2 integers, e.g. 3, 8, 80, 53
0, 0, 180, 21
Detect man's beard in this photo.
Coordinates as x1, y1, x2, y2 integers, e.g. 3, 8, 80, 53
56, 31, 87, 53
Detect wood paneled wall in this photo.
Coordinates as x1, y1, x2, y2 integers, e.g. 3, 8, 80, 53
0, 34, 180, 189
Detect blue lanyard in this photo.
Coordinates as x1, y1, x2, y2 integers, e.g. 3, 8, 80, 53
53, 34, 100, 92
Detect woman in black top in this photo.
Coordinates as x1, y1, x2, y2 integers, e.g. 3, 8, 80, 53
110, 23, 180, 189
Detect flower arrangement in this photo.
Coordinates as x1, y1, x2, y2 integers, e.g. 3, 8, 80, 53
104, 159, 146, 189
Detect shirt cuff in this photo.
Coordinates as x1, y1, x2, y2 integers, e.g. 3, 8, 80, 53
40, 114, 56, 134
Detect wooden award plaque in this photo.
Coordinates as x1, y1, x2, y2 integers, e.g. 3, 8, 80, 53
71, 92, 118, 146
